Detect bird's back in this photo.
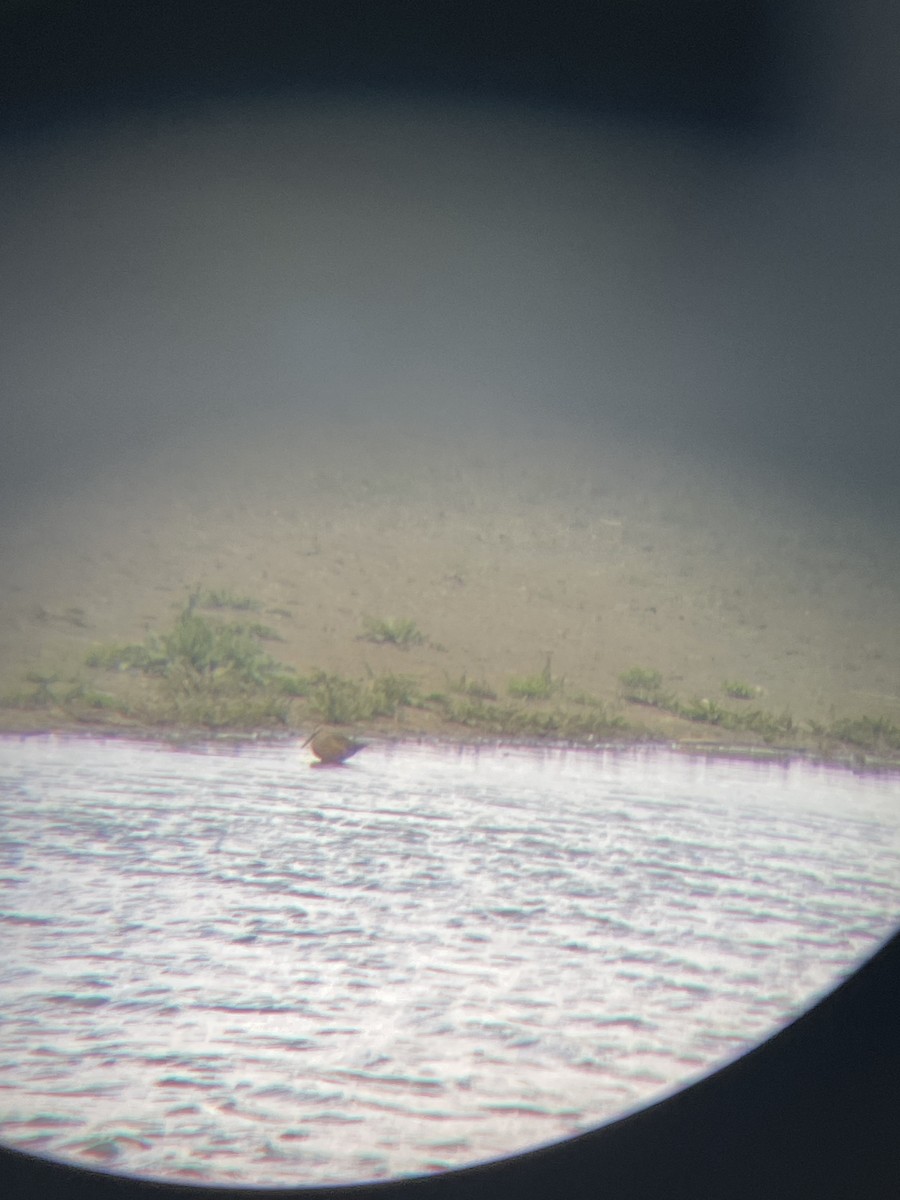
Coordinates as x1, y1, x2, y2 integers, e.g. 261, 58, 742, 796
310, 731, 365, 765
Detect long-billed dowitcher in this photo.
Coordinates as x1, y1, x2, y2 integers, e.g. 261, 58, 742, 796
302, 727, 366, 767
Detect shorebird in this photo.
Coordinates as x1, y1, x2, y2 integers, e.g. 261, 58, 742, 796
302, 727, 366, 767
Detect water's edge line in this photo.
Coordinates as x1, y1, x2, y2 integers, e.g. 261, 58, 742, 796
0, 718, 898, 777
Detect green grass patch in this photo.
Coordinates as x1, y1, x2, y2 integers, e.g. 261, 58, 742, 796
369, 672, 419, 712
671, 697, 794, 740
813, 715, 900, 754
431, 693, 625, 741
448, 674, 497, 701
59, 682, 120, 711
0, 674, 124, 720
272, 672, 311, 697
307, 673, 374, 724
84, 598, 293, 729
307, 671, 420, 723
22, 593, 429, 732
618, 667, 666, 705
360, 617, 426, 648
189, 587, 261, 612
675, 696, 730, 724
617, 668, 794, 743
86, 642, 162, 672
157, 607, 278, 682
507, 658, 558, 701
2, 673, 60, 709
724, 708, 794, 739
134, 682, 292, 730
723, 679, 757, 700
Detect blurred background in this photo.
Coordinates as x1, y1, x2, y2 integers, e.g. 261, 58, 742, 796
0, 2, 897, 731
1, 0, 898, 510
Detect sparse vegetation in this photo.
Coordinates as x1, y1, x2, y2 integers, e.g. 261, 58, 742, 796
3, 673, 60, 709
508, 657, 558, 701
619, 667, 666, 705
360, 617, 426, 648
137, 683, 292, 730
616, 668, 795, 743
671, 697, 794, 741
728, 708, 794, 739
2, 674, 126, 720
189, 587, 261, 612
153, 603, 278, 681
306, 672, 369, 724
2, 588, 897, 766
81, 598, 299, 729
809, 715, 900, 754
29, 605, 89, 628
723, 679, 757, 700
307, 670, 419, 723
272, 673, 311, 698
369, 672, 419, 712
60, 681, 120, 711
676, 696, 729, 724
432, 693, 626, 741
448, 674, 497, 702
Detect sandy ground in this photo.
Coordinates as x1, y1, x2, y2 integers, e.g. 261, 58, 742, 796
1, 413, 898, 752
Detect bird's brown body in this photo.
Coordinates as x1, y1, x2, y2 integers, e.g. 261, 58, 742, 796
305, 729, 366, 766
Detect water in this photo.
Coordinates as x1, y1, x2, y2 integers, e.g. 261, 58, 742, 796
0, 735, 898, 1186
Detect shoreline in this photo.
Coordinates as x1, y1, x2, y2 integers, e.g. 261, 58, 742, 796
2, 708, 898, 777
3, 424, 899, 782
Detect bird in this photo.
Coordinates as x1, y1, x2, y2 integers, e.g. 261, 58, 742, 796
302, 727, 366, 767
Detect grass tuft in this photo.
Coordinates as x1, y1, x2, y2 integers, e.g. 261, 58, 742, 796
813, 715, 900, 754
616, 668, 794, 743
83, 598, 292, 728
619, 667, 666, 705
2, 673, 60, 709
307, 671, 420, 723
723, 679, 757, 700
448, 674, 497, 701
369, 672, 419, 712
430, 692, 625, 741
189, 587, 261, 612
508, 657, 558, 701
360, 617, 426, 648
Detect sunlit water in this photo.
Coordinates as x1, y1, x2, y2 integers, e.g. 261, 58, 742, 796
0, 736, 898, 1186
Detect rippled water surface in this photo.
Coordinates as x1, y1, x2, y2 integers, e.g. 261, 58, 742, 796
0, 735, 898, 1185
